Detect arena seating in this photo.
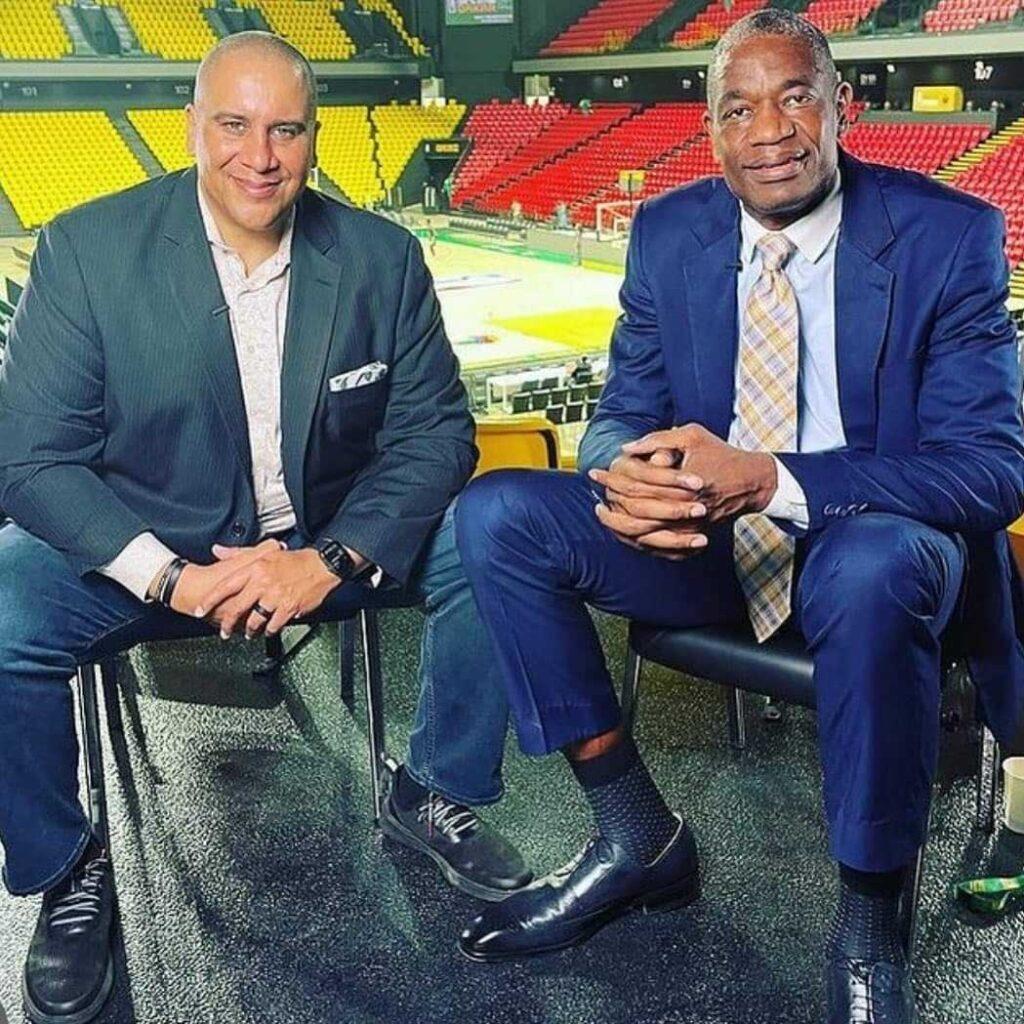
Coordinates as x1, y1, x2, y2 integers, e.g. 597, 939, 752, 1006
100, 0, 217, 60
840, 120, 991, 175
358, 0, 428, 55
371, 101, 467, 190
127, 108, 192, 171
0, 0, 71, 59
458, 105, 636, 210
939, 116, 1024, 278
316, 105, 385, 206
561, 103, 706, 225
923, 0, 1023, 32
256, 0, 356, 60
801, 0, 886, 34
671, 0, 768, 49
541, 0, 676, 55
0, 111, 146, 229
453, 100, 571, 203
477, 104, 707, 220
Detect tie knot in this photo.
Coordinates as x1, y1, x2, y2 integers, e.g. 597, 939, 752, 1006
756, 233, 795, 272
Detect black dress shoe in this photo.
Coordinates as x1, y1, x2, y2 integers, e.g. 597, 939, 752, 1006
826, 956, 920, 1024
458, 814, 699, 962
22, 847, 116, 1024
380, 787, 533, 902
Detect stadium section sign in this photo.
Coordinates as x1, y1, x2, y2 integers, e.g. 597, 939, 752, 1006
446, 0, 514, 25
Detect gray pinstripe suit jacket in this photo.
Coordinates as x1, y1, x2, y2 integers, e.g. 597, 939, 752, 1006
0, 167, 476, 585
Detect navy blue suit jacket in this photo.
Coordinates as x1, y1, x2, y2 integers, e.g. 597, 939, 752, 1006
580, 153, 1024, 745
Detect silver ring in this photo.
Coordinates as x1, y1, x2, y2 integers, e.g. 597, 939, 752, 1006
252, 603, 273, 620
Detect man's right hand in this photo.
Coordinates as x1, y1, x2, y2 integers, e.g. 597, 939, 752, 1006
588, 449, 710, 559
166, 539, 283, 618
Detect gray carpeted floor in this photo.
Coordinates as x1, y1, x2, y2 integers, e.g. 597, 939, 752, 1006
1, 609, 1022, 1024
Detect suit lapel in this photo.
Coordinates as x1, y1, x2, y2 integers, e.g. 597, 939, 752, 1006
834, 154, 896, 451
280, 189, 343, 528
682, 183, 741, 440
162, 168, 252, 476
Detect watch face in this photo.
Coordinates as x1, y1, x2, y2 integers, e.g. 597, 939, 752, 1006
318, 540, 353, 578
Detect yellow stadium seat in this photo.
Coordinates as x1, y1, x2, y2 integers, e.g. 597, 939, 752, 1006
253, 0, 356, 60
371, 101, 466, 190
127, 109, 193, 172
0, 0, 72, 59
316, 106, 384, 206
95, 0, 218, 60
0, 111, 147, 229
474, 416, 561, 476
353, 0, 427, 56
1009, 516, 1024, 578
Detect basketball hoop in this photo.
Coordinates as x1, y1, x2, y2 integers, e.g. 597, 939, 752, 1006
596, 200, 637, 244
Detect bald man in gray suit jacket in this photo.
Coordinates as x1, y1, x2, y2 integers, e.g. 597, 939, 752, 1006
0, 33, 526, 1024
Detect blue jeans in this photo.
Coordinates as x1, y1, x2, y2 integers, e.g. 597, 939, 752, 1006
456, 470, 966, 873
0, 503, 508, 896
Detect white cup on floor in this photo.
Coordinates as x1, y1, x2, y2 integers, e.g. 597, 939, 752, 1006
1002, 756, 1024, 833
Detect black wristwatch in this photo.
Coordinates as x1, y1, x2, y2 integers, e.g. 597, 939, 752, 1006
315, 537, 369, 583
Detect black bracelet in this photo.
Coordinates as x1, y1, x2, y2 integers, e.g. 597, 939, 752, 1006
159, 558, 188, 607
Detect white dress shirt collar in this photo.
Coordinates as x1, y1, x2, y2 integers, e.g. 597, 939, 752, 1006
196, 179, 295, 286
740, 170, 842, 267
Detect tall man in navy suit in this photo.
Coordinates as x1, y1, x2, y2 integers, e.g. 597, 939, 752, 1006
455, 11, 1024, 1022
0, 33, 528, 1024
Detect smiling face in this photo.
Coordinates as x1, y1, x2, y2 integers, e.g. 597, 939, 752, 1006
186, 46, 317, 255
703, 33, 851, 229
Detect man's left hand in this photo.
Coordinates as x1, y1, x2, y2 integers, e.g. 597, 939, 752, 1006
622, 424, 778, 523
197, 546, 341, 639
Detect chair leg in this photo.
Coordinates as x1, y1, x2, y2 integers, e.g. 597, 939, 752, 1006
976, 725, 999, 834
726, 688, 746, 750
898, 805, 931, 964
254, 626, 320, 681
98, 659, 123, 740
75, 664, 110, 850
360, 609, 397, 825
620, 642, 643, 734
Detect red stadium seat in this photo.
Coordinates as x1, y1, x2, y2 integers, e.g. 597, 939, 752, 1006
541, 0, 677, 55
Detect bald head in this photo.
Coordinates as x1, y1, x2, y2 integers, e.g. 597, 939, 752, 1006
194, 31, 317, 120
186, 31, 318, 268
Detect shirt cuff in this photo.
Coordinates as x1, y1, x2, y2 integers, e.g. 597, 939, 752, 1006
763, 456, 809, 528
98, 532, 178, 602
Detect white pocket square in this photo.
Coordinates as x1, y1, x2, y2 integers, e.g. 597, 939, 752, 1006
329, 361, 389, 393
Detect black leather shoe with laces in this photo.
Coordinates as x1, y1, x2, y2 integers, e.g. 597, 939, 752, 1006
826, 956, 920, 1024
22, 845, 116, 1024
458, 815, 699, 962
380, 786, 532, 902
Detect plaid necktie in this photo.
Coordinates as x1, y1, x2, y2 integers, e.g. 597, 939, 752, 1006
733, 232, 798, 642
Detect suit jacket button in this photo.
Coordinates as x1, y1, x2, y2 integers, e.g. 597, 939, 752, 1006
231, 522, 245, 537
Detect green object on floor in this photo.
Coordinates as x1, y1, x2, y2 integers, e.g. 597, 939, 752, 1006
954, 873, 1024, 914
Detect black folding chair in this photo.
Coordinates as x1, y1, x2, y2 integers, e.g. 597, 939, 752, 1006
620, 614, 998, 962
75, 611, 396, 849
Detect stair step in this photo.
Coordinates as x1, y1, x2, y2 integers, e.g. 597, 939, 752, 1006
0, 186, 26, 235
111, 114, 164, 178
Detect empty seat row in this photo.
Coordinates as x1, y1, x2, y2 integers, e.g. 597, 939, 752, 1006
541, 0, 676, 55
0, 111, 147, 228
923, 0, 1022, 32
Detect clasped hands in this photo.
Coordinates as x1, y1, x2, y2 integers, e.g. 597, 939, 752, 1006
167, 540, 343, 640
589, 423, 778, 560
